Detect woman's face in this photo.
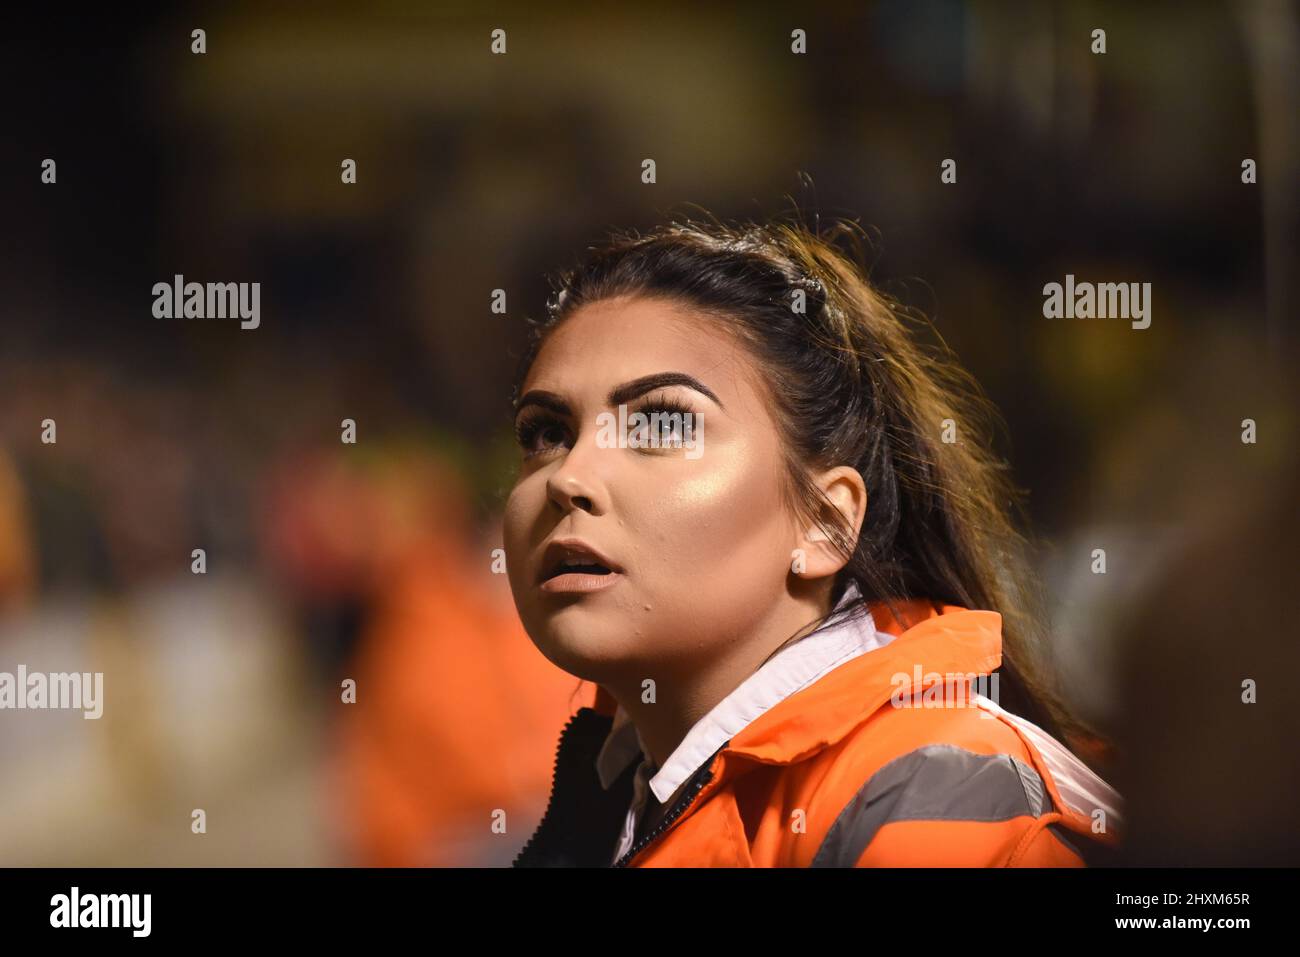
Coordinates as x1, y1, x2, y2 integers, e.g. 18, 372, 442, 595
502, 294, 802, 684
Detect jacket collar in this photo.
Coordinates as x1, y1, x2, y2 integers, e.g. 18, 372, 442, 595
593, 585, 1003, 800
725, 598, 1002, 765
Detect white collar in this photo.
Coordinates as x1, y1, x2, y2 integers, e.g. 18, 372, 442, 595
594, 582, 895, 804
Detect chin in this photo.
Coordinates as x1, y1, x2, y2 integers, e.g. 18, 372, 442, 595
523, 609, 635, 681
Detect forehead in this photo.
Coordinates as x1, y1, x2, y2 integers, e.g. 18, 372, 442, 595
522, 295, 764, 406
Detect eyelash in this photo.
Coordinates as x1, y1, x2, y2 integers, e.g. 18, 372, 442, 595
513, 392, 696, 458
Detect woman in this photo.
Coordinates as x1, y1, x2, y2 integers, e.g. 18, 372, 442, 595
503, 214, 1121, 867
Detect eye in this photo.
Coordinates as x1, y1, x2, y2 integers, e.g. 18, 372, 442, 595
627, 393, 698, 450
515, 414, 572, 458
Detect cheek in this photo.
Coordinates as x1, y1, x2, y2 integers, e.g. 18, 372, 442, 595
502, 474, 543, 589
624, 443, 792, 596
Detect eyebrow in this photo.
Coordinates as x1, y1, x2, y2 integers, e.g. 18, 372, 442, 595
513, 371, 724, 417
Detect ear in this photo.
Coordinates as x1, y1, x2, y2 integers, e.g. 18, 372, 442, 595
791, 465, 867, 580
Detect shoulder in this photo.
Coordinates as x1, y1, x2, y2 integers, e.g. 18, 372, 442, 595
796, 698, 1089, 866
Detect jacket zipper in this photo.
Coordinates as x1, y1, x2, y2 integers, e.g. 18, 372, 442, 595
611, 750, 722, 868
511, 712, 576, 866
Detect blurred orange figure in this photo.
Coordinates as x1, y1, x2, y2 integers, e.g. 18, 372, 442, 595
270, 443, 583, 866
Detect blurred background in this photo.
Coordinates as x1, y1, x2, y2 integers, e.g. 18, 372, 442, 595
0, 1, 1295, 866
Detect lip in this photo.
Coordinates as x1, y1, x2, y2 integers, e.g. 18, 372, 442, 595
539, 570, 622, 595
537, 537, 624, 594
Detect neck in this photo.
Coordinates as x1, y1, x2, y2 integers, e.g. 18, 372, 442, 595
603, 581, 835, 768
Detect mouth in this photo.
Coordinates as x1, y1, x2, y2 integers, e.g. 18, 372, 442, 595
538, 539, 623, 594
543, 559, 612, 580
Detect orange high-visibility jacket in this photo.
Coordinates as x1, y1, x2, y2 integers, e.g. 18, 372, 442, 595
513, 598, 1122, 867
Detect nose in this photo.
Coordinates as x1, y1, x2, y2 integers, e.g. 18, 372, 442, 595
545, 430, 608, 516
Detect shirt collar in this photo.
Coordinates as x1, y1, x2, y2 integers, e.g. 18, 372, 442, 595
594, 581, 895, 804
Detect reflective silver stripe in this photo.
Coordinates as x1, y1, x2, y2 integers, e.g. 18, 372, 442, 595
811, 744, 1051, 867
971, 693, 1123, 826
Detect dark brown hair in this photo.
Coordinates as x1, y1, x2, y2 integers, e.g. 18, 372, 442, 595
513, 210, 1104, 762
